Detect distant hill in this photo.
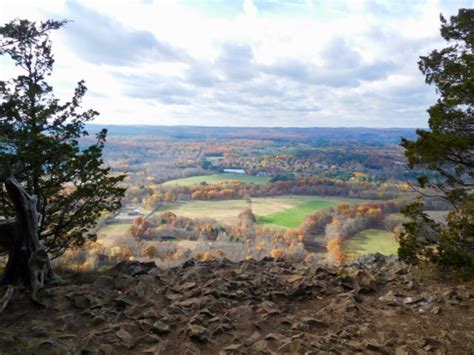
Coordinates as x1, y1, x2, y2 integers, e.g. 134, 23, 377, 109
86, 124, 417, 145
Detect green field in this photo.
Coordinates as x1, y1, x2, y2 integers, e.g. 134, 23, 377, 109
162, 173, 269, 186
97, 223, 130, 237
257, 199, 340, 228
344, 229, 399, 256
156, 195, 363, 228
96, 222, 131, 246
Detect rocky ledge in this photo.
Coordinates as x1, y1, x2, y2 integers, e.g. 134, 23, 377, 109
1, 255, 473, 354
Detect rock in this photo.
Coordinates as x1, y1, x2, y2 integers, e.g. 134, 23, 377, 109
182, 259, 197, 268
286, 274, 304, 283
264, 333, 282, 341
93, 275, 115, 290
277, 339, 306, 353
395, 345, 410, 355
354, 269, 377, 293
116, 328, 134, 349
403, 296, 425, 305
31, 339, 66, 355
187, 324, 208, 343
165, 290, 182, 301
379, 290, 399, 306
113, 274, 135, 291
211, 321, 233, 336
366, 341, 385, 353
346, 340, 365, 350
92, 316, 107, 325
255, 318, 271, 331
2, 257, 472, 355
253, 339, 270, 352
108, 260, 157, 277
421, 337, 439, 351
223, 343, 243, 351
177, 297, 204, 308
136, 333, 162, 345
184, 341, 201, 355
177, 282, 197, 291
96, 344, 115, 355
301, 317, 326, 328
258, 301, 280, 315
143, 340, 169, 354
406, 281, 419, 291
245, 332, 262, 346
152, 321, 171, 334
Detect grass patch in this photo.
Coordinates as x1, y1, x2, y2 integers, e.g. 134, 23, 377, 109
95, 222, 133, 248
97, 222, 131, 237
157, 195, 364, 228
162, 174, 269, 186
344, 229, 398, 256
257, 198, 339, 228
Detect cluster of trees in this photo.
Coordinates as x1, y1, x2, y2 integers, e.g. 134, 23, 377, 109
305, 201, 407, 264
300, 200, 407, 244
130, 212, 223, 241
95, 135, 274, 187
216, 146, 411, 182
136, 178, 409, 209
129, 208, 304, 257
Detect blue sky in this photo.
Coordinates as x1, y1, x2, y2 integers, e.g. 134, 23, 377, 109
1, 0, 472, 127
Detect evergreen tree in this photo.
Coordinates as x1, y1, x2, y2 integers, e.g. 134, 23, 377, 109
399, 9, 473, 266
0, 19, 125, 258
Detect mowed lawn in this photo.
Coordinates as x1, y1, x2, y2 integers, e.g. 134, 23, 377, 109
97, 223, 131, 237
162, 173, 269, 186
257, 199, 340, 228
156, 195, 363, 228
344, 229, 399, 256
96, 222, 131, 247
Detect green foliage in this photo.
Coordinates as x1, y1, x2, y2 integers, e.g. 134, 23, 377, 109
269, 173, 295, 183
0, 19, 125, 257
399, 9, 474, 267
344, 229, 398, 256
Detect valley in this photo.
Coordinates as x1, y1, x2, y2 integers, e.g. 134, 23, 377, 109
83, 128, 433, 268
1, 5, 472, 355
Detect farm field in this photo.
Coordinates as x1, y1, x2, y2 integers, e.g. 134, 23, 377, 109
156, 195, 365, 227
97, 222, 131, 246
344, 229, 398, 256
162, 173, 269, 186
257, 199, 338, 228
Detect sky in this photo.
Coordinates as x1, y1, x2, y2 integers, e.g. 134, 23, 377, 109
1, 0, 472, 128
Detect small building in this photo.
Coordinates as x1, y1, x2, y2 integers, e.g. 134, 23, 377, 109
128, 209, 144, 216
160, 235, 177, 241
223, 168, 245, 175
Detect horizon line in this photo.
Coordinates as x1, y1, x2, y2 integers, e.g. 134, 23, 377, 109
86, 123, 423, 130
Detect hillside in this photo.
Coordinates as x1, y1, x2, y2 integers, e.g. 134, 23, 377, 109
1, 255, 472, 354
86, 124, 417, 145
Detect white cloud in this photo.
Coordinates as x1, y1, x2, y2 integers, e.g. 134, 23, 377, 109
0, 0, 467, 127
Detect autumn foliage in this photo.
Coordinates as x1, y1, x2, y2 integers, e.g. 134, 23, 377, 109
326, 235, 346, 265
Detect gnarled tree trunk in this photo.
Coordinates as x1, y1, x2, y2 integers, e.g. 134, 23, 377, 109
0, 165, 58, 303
